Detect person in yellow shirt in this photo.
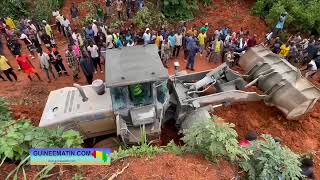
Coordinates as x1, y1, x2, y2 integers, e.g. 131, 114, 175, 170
279, 43, 290, 58
43, 20, 53, 38
155, 31, 163, 57
197, 30, 207, 56
0, 55, 18, 81
213, 37, 223, 63
5, 17, 16, 29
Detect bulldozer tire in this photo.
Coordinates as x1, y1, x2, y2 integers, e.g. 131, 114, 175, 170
94, 137, 120, 151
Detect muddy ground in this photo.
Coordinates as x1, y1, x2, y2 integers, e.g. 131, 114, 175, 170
0, 0, 319, 179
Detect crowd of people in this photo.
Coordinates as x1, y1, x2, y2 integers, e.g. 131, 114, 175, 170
265, 32, 320, 78
0, 1, 147, 84
0, 3, 319, 85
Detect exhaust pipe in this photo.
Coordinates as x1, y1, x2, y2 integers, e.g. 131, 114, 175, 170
73, 84, 88, 102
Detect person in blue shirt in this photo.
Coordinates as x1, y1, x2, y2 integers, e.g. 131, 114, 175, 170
168, 32, 176, 58
85, 26, 94, 42
161, 29, 168, 41
274, 12, 288, 37
186, 37, 198, 71
125, 33, 132, 46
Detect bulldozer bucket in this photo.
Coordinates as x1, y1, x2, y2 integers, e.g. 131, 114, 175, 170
239, 45, 320, 120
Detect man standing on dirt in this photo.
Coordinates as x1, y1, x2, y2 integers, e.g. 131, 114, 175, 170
87, 42, 103, 74
143, 28, 151, 46
106, 30, 114, 49
43, 20, 53, 38
16, 52, 42, 81
274, 12, 288, 37
173, 31, 183, 57
186, 37, 199, 71
106, 0, 113, 17
168, 32, 176, 58
70, 3, 80, 26
66, 45, 80, 81
115, 0, 123, 20
48, 48, 69, 76
92, 20, 99, 44
38, 49, 56, 83
198, 30, 206, 56
55, 13, 65, 36
80, 52, 95, 84
62, 16, 72, 39
0, 54, 18, 82
212, 37, 223, 63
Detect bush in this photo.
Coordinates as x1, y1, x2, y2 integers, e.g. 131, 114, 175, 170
162, 0, 213, 20
0, 98, 83, 161
111, 143, 165, 161
162, 0, 198, 20
133, 6, 166, 29
252, 0, 320, 34
239, 134, 303, 180
0, 97, 11, 122
79, 1, 97, 27
0, 0, 65, 23
182, 117, 248, 162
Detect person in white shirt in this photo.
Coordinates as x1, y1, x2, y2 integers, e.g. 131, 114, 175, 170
106, 30, 114, 49
62, 16, 71, 37
173, 31, 183, 57
304, 59, 318, 79
20, 33, 36, 58
55, 14, 64, 35
143, 28, 151, 46
52, 10, 60, 17
87, 42, 103, 73
92, 21, 99, 37
38, 49, 56, 82
92, 21, 99, 44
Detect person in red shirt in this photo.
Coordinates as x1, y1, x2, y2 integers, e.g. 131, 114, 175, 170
16, 52, 41, 81
239, 131, 257, 147
247, 34, 257, 48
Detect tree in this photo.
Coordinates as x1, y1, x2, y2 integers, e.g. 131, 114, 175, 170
252, 0, 320, 34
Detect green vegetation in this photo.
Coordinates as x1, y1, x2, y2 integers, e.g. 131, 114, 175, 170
112, 117, 303, 180
79, 1, 97, 27
0, 0, 64, 23
239, 134, 303, 180
0, 97, 83, 162
182, 118, 248, 162
0, 98, 11, 122
111, 126, 182, 161
162, 0, 212, 20
252, 0, 320, 34
133, 6, 167, 29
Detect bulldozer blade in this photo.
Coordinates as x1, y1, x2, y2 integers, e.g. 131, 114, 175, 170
239, 45, 320, 120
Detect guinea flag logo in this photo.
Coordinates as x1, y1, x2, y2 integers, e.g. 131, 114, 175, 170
91, 150, 109, 162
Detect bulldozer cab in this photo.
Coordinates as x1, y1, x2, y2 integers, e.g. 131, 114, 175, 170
110, 82, 153, 110
105, 45, 170, 143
